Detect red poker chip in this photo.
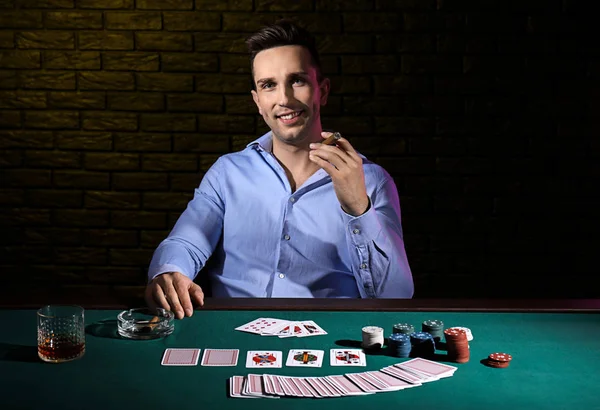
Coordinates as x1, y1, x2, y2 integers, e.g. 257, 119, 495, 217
489, 352, 512, 362
485, 359, 510, 368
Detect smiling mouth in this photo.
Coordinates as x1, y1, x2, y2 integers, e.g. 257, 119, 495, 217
276, 110, 303, 120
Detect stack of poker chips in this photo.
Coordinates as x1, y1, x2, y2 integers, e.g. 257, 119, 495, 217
361, 326, 384, 350
422, 320, 444, 342
387, 333, 411, 358
392, 323, 414, 335
409, 332, 435, 358
448, 326, 473, 348
444, 328, 470, 363
486, 352, 512, 368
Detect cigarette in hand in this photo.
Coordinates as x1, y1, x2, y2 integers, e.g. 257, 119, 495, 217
321, 132, 341, 146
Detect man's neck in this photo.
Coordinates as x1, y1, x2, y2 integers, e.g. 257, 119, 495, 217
271, 131, 323, 192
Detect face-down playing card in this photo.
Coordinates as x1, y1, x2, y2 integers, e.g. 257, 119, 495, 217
160, 348, 200, 366
201, 348, 239, 366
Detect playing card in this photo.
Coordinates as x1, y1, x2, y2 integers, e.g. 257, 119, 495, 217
263, 374, 275, 395
201, 348, 239, 366
235, 318, 283, 335
330, 349, 366, 366
345, 373, 380, 393
326, 375, 370, 396
245, 374, 278, 399
359, 372, 401, 392
278, 322, 306, 338
392, 363, 440, 382
279, 376, 303, 397
274, 376, 294, 397
160, 348, 200, 366
368, 371, 415, 390
307, 377, 342, 397
229, 376, 258, 399
398, 357, 457, 378
286, 349, 324, 367
245, 351, 283, 368
306, 377, 335, 397
289, 377, 314, 398
260, 319, 291, 336
381, 366, 424, 384
296, 378, 321, 398
298, 320, 327, 337
264, 375, 285, 396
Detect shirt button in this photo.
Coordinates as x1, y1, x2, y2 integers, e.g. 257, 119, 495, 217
279, 273, 285, 279
290, 197, 295, 203
353, 228, 360, 234
360, 263, 368, 269
283, 234, 290, 240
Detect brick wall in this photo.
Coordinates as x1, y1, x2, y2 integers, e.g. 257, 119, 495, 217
1, 0, 597, 299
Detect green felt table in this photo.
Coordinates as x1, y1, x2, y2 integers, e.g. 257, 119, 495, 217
1, 298, 600, 410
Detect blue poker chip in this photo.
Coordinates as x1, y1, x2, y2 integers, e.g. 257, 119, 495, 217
411, 331, 433, 340
388, 333, 410, 343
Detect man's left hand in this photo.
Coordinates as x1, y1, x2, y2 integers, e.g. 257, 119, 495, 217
309, 131, 369, 217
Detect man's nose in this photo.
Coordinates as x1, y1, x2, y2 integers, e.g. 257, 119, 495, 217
277, 83, 294, 106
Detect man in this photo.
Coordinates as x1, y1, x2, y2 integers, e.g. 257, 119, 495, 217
145, 20, 414, 319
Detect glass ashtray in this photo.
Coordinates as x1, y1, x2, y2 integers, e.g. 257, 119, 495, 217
117, 308, 174, 340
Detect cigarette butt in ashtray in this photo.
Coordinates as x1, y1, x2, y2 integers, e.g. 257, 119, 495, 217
321, 132, 341, 146
143, 316, 161, 332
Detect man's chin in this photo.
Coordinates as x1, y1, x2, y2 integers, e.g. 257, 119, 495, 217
272, 127, 309, 145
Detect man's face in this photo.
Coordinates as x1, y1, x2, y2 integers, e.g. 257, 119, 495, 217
251, 45, 329, 146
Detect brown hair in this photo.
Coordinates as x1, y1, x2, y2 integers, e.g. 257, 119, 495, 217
246, 19, 323, 90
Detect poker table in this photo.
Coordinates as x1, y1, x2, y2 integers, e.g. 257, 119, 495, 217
1, 296, 599, 410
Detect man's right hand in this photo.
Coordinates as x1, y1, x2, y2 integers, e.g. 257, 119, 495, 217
144, 271, 205, 319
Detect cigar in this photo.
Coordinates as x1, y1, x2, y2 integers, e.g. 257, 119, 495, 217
142, 315, 161, 332
321, 132, 341, 146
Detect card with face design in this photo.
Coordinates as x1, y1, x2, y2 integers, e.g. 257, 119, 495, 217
330, 349, 366, 366
285, 349, 324, 367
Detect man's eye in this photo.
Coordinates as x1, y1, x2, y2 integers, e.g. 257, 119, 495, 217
292, 78, 306, 85
262, 82, 274, 89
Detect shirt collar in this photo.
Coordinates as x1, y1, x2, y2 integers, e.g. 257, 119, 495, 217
246, 131, 273, 153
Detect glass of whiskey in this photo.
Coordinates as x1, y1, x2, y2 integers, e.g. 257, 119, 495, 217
37, 305, 85, 363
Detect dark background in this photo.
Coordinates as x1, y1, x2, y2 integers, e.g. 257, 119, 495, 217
0, 0, 597, 300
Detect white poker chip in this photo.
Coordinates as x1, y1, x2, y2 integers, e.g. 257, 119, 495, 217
449, 326, 473, 341
361, 326, 384, 349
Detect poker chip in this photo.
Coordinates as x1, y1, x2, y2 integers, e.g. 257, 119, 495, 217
361, 326, 384, 350
409, 331, 435, 358
489, 352, 512, 362
486, 352, 512, 368
447, 326, 473, 341
444, 328, 470, 363
392, 323, 414, 335
387, 333, 411, 358
422, 319, 444, 342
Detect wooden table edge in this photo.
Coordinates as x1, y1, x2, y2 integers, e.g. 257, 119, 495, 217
1, 297, 599, 313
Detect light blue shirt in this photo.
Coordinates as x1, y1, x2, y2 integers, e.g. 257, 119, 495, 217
148, 132, 414, 298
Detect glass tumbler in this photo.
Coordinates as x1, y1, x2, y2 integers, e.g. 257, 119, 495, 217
37, 305, 85, 363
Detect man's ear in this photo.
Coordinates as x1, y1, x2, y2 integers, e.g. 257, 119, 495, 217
251, 90, 263, 116
319, 77, 330, 106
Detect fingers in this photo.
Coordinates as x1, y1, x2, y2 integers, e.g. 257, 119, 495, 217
309, 152, 337, 174
309, 143, 351, 172
152, 283, 171, 312
146, 272, 205, 320
176, 282, 194, 318
190, 283, 205, 308
165, 285, 185, 320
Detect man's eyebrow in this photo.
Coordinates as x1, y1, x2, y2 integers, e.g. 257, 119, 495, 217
256, 77, 274, 85
256, 72, 310, 85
